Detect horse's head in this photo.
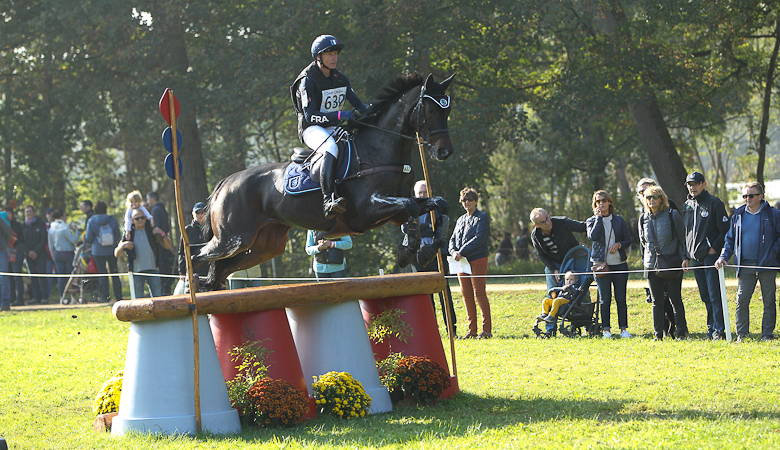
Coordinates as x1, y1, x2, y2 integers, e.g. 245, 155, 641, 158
413, 73, 456, 161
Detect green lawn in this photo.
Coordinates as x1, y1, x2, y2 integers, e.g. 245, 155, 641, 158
1, 283, 779, 449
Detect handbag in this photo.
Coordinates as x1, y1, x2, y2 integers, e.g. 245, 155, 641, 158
591, 224, 614, 278
649, 209, 683, 279
591, 261, 610, 278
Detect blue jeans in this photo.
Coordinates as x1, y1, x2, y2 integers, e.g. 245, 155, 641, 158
315, 269, 346, 279
228, 278, 263, 289
596, 262, 629, 330
691, 254, 725, 334
133, 270, 162, 298
545, 263, 562, 290
0, 251, 10, 309
94, 255, 123, 301
54, 251, 74, 298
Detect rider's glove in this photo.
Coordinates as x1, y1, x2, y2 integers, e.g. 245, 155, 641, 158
339, 110, 355, 121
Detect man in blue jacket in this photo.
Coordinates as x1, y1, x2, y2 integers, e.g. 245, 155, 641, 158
715, 182, 780, 342
530, 208, 587, 289
681, 172, 730, 340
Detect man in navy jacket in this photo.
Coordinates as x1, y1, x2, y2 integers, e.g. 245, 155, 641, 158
715, 182, 780, 341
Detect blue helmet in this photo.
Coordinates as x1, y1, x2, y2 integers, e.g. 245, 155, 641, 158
311, 35, 344, 60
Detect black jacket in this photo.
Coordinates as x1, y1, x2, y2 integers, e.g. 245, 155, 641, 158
531, 217, 586, 271
19, 217, 49, 260
178, 220, 208, 277
683, 189, 729, 260
150, 202, 171, 234
125, 225, 165, 272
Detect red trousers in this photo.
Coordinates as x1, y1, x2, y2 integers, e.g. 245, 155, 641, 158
457, 257, 492, 335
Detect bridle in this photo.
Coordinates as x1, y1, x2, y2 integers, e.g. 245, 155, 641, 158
352, 85, 451, 149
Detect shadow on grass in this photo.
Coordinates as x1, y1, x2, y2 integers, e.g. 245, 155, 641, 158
189, 392, 629, 445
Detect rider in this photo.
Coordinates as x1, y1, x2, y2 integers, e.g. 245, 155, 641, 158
291, 34, 369, 219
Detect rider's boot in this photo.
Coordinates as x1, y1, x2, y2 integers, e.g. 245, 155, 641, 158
321, 153, 346, 219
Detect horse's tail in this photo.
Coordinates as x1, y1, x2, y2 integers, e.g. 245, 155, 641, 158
202, 176, 228, 242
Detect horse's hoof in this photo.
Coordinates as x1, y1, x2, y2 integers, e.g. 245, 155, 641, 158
417, 244, 437, 267
396, 246, 416, 268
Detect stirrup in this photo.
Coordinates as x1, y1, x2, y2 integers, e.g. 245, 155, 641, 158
323, 196, 346, 219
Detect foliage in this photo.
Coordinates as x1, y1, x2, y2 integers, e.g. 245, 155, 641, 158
366, 308, 413, 345
311, 371, 371, 419
225, 340, 270, 413
244, 377, 308, 428
394, 356, 451, 405
375, 351, 405, 391
4, 292, 780, 447
92, 369, 123, 415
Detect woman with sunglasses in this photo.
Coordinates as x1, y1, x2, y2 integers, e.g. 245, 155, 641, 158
639, 186, 688, 340
448, 187, 492, 339
587, 190, 632, 339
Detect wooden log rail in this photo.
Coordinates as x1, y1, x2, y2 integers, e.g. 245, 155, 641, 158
113, 273, 446, 322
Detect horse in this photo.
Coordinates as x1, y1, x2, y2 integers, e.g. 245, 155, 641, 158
194, 72, 456, 290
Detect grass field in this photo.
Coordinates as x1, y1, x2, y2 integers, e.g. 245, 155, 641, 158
1, 281, 779, 449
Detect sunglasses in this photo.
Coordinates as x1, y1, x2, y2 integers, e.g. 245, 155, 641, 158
743, 193, 760, 199
595, 199, 610, 204
460, 197, 476, 202
645, 195, 661, 200
132, 216, 146, 221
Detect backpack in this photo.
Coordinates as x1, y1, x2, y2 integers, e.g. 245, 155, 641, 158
99, 223, 114, 247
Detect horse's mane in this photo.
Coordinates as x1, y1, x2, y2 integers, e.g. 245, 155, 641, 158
347, 72, 424, 128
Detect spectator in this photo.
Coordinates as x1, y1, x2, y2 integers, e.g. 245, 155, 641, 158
639, 186, 689, 341
147, 191, 175, 295
587, 190, 632, 339
514, 226, 531, 261
449, 187, 492, 339
228, 265, 263, 290
85, 201, 122, 303
495, 231, 515, 266
0, 215, 14, 311
410, 180, 456, 335
3, 206, 24, 306
48, 209, 78, 299
43, 208, 56, 301
80, 200, 94, 224
176, 202, 209, 294
115, 207, 171, 298
530, 207, 587, 289
305, 230, 352, 279
682, 172, 730, 341
122, 190, 153, 234
19, 205, 49, 304
716, 182, 780, 342
636, 177, 679, 338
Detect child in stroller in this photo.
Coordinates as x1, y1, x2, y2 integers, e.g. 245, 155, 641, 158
537, 271, 578, 323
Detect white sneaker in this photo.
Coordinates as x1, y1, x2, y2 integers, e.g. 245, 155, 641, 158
620, 329, 632, 339
602, 330, 612, 339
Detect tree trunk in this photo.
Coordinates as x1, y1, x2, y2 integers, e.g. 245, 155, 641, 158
599, 1, 689, 206
157, 7, 209, 213
757, 16, 780, 187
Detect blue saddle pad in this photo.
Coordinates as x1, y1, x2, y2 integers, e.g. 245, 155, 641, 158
283, 141, 353, 195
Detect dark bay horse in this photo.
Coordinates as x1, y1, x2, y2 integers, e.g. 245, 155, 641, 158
194, 72, 455, 290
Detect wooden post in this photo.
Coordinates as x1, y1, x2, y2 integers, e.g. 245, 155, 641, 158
168, 91, 202, 433
113, 272, 446, 322
416, 133, 457, 378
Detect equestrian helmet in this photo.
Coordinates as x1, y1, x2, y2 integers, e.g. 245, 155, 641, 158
311, 35, 344, 60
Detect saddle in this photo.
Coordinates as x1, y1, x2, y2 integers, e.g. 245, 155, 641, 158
283, 140, 355, 195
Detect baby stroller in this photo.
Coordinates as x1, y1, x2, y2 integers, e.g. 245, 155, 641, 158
533, 245, 601, 338
59, 244, 95, 305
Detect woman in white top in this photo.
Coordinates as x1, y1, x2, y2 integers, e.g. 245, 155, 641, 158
586, 190, 632, 339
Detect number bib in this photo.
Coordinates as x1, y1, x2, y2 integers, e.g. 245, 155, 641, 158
320, 87, 347, 113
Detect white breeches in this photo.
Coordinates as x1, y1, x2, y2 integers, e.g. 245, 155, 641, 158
302, 125, 338, 157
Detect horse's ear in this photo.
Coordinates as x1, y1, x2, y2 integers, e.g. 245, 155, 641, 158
424, 73, 435, 90
440, 73, 456, 91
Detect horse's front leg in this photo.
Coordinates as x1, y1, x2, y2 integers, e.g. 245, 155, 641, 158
369, 193, 422, 268
411, 196, 450, 267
